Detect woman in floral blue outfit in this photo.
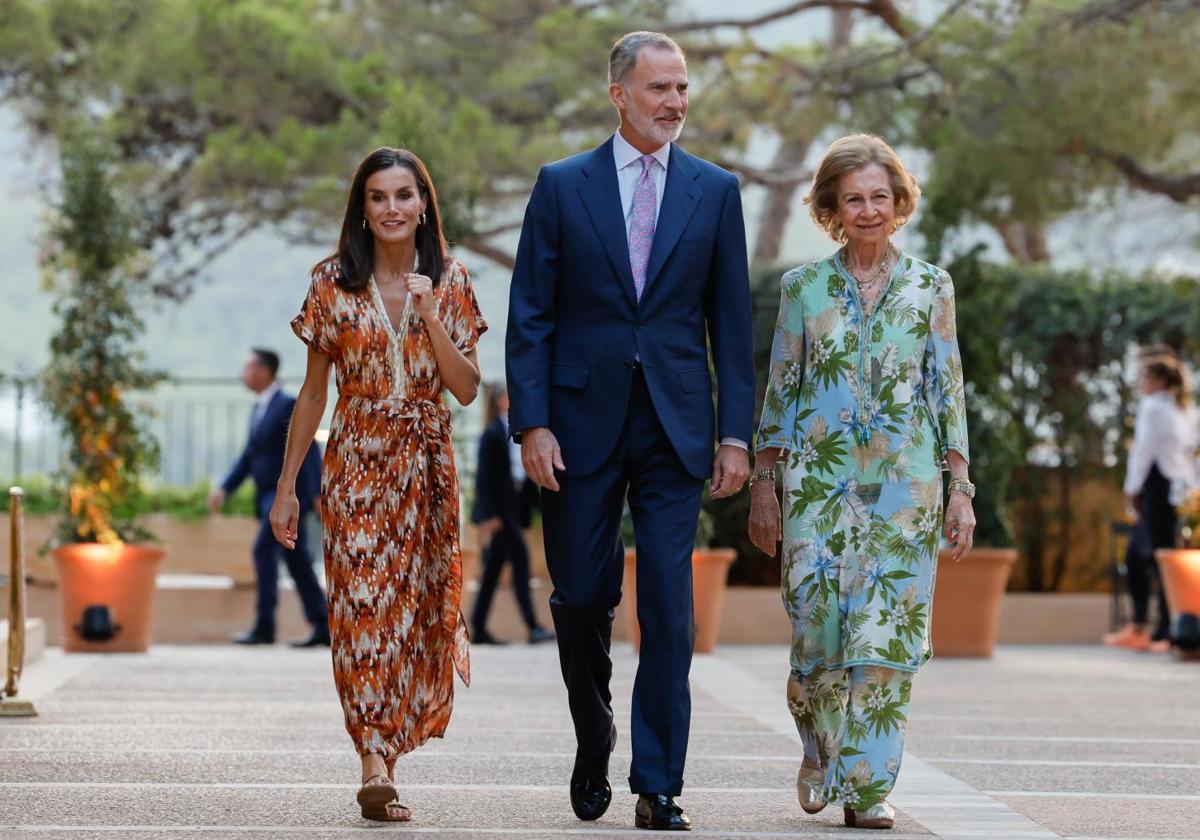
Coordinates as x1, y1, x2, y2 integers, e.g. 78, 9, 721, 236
749, 134, 975, 830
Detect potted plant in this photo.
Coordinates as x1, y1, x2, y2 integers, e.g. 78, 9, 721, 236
928, 387, 1017, 658
38, 134, 167, 653
622, 505, 737, 654
1157, 490, 1200, 626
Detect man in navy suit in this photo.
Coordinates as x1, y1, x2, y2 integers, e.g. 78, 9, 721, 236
505, 32, 754, 831
469, 382, 555, 645
208, 349, 329, 647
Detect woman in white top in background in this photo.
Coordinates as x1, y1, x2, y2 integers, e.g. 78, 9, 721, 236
1106, 355, 1195, 652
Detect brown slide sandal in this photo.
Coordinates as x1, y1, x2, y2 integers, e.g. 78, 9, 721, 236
357, 774, 400, 820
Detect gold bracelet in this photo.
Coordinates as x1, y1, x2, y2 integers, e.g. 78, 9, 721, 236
748, 467, 777, 488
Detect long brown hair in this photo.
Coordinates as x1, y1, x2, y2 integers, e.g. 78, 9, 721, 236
1143, 356, 1191, 408
314, 148, 448, 291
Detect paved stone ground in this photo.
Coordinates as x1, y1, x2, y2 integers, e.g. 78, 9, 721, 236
0, 642, 1195, 839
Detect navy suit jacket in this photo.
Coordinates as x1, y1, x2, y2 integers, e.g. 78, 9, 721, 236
505, 137, 754, 479
471, 417, 539, 530
221, 389, 322, 518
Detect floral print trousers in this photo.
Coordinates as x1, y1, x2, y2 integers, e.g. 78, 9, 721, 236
787, 664, 912, 810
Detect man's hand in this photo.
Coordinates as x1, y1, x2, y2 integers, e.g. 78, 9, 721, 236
521, 427, 565, 492
207, 488, 227, 514
710, 444, 749, 499
478, 516, 503, 543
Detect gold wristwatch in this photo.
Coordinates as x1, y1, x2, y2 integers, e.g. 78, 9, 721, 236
948, 477, 976, 499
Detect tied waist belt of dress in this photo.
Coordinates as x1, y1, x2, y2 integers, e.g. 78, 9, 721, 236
339, 394, 451, 427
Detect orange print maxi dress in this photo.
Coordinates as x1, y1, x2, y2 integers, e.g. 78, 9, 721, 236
291, 255, 485, 758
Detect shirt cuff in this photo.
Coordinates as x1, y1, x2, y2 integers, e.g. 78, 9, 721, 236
719, 437, 748, 450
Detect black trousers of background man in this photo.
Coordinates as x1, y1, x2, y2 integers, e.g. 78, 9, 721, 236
471, 525, 539, 635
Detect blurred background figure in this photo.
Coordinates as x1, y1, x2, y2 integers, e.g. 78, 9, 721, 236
208, 348, 328, 647
1106, 353, 1195, 652
470, 381, 554, 645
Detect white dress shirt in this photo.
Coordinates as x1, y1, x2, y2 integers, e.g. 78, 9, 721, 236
613, 130, 669, 237
611, 131, 747, 453
251, 382, 281, 431
1124, 390, 1196, 505
501, 415, 526, 484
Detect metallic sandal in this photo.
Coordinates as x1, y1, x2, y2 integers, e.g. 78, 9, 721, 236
796, 766, 827, 814
844, 800, 895, 829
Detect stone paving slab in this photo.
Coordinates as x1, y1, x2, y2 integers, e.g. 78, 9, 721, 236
0, 785, 934, 833
0, 750, 811, 789
988, 796, 1200, 840
4, 643, 1196, 839
726, 645, 1200, 840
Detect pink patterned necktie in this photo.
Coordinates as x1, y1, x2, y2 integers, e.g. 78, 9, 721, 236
629, 154, 657, 301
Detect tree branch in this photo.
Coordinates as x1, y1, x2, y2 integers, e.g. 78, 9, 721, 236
671, 1, 875, 33
715, 158, 811, 189
457, 234, 516, 270
1102, 152, 1200, 203
138, 223, 261, 301
469, 220, 523, 239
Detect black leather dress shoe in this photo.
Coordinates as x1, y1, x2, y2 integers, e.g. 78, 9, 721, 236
289, 629, 331, 648
472, 629, 508, 645
569, 774, 612, 821
232, 630, 274, 646
570, 723, 616, 821
528, 626, 556, 644
635, 794, 691, 831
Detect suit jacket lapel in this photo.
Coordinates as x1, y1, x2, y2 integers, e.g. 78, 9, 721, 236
578, 138, 639, 309
644, 145, 702, 293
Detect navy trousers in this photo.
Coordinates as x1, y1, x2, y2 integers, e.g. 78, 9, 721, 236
251, 512, 329, 638
471, 522, 539, 634
541, 369, 703, 796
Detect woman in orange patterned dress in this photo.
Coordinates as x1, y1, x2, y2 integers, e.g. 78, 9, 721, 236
269, 148, 485, 822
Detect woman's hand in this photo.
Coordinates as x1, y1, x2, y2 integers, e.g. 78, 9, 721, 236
406, 273, 435, 320
748, 483, 783, 557
944, 491, 976, 562
269, 488, 301, 549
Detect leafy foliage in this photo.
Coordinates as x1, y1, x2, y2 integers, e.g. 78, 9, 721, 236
1, 476, 257, 520
37, 132, 167, 544
948, 252, 1200, 589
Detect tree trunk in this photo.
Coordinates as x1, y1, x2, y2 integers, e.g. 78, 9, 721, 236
751, 140, 814, 266
994, 219, 1051, 264
750, 9, 854, 267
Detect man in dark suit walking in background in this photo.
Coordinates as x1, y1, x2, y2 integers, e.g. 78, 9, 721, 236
506, 31, 754, 831
470, 381, 555, 646
208, 348, 329, 647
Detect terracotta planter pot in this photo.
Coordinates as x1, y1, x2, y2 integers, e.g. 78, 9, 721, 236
931, 547, 1016, 657
1157, 549, 1200, 615
53, 543, 165, 653
622, 548, 736, 654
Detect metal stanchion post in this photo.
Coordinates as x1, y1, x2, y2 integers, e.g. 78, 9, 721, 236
1, 486, 37, 716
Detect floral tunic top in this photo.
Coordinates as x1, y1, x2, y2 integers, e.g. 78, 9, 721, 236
756, 251, 969, 676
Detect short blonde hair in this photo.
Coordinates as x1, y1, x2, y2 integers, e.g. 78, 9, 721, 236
804, 134, 921, 243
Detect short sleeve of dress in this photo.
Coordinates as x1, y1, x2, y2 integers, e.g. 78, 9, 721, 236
443, 260, 488, 354
291, 273, 335, 356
